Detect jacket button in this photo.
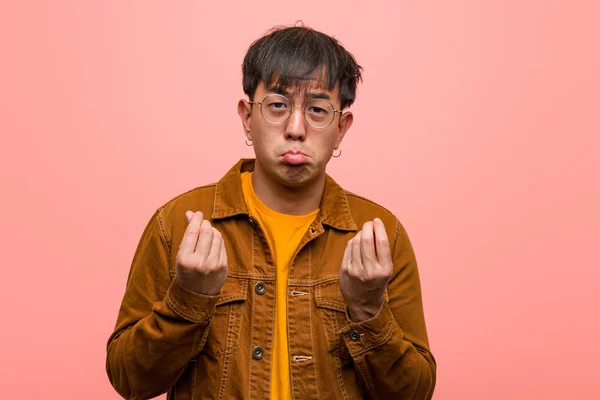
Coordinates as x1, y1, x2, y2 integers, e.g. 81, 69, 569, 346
349, 330, 361, 342
252, 346, 264, 360
254, 282, 266, 295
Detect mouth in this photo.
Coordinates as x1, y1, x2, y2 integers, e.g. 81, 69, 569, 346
280, 149, 309, 165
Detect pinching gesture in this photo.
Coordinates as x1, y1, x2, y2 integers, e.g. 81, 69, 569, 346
175, 211, 228, 296
339, 218, 393, 322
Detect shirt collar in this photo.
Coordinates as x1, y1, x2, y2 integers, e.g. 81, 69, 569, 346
211, 158, 357, 232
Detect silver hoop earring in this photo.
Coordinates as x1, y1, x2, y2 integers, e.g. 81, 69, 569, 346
332, 147, 342, 158
245, 138, 253, 146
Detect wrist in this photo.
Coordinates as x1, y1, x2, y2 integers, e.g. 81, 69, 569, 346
175, 273, 219, 296
347, 303, 380, 322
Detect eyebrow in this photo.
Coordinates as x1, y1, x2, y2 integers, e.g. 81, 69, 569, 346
306, 92, 332, 100
267, 85, 332, 101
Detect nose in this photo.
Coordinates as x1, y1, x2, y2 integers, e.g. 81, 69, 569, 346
284, 106, 306, 141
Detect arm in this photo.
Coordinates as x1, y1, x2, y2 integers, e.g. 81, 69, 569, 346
339, 219, 436, 399
106, 209, 222, 400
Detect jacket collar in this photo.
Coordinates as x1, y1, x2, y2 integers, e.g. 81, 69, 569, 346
211, 158, 357, 232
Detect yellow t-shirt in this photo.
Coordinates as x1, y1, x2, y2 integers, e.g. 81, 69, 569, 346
241, 171, 319, 400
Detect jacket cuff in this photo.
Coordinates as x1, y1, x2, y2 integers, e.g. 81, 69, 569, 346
340, 301, 396, 356
165, 278, 220, 323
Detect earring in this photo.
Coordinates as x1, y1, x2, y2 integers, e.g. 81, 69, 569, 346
332, 147, 342, 158
245, 138, 253, 146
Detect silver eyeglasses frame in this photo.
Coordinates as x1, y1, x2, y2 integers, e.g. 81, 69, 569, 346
248, 94, 343, 129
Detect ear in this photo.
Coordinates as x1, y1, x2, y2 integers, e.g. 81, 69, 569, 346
335, 111, 354, 148
237, 99, 253, 139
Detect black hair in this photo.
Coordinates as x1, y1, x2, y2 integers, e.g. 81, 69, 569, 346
242, 24, 363, 109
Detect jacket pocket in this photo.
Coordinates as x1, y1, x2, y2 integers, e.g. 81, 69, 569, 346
315, 280, 370, 400
201, 276, 248, 360
315, 279, 351, 363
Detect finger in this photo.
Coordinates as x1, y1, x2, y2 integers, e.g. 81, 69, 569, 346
360, 221, 377, 267
185, 210, 193, 222
351, 231, 363, 271
373, 218, 392, 263
342, 239, 352, 267
195, 219, 214, 261
218, 237, 228, 267
340, 239, 352, 276
180, 211, 203, 255
205, 228, 222, 265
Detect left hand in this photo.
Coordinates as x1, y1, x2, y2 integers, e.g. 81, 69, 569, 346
339, 218, 393, 322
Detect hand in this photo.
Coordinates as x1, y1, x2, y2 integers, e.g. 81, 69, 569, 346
175, 211, 228, 295
339, 218, 393, 322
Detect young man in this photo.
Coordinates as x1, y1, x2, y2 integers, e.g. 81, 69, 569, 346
107, 26, 436, 400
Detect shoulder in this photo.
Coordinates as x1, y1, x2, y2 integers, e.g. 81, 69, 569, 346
343, 189, 406, 245
153, 182, 218, 232
344, 189, 396, 217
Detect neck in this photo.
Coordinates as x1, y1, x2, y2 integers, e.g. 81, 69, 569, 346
251, 164, 324, 215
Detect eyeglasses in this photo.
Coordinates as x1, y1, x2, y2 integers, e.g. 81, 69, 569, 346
248, 94, 342, 129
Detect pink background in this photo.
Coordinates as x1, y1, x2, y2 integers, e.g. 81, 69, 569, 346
1, 1, 598, 399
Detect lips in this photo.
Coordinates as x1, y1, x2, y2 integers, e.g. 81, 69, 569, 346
281, 150, 308, 165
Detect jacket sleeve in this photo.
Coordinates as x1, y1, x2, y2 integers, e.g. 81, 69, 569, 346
106, 208, 219, 400
340, 219, 437, 400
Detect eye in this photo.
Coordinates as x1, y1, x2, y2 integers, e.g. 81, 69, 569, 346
309, 106, 327, 114
270, 102, 288, 110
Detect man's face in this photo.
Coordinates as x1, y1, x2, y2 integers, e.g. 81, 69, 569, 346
238, 79, 353, 188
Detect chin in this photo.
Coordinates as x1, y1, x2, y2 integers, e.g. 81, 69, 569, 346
276, 163, 313, 186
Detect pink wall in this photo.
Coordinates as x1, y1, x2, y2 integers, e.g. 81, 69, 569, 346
1, 1, 598, 398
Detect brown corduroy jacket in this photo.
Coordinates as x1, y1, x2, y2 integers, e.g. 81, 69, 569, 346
106, 158, 436, 400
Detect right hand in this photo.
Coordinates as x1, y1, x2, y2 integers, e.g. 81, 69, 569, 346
175, 211, 228, 295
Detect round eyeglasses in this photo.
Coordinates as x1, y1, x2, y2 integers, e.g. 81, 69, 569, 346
249, 94, 342, 129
